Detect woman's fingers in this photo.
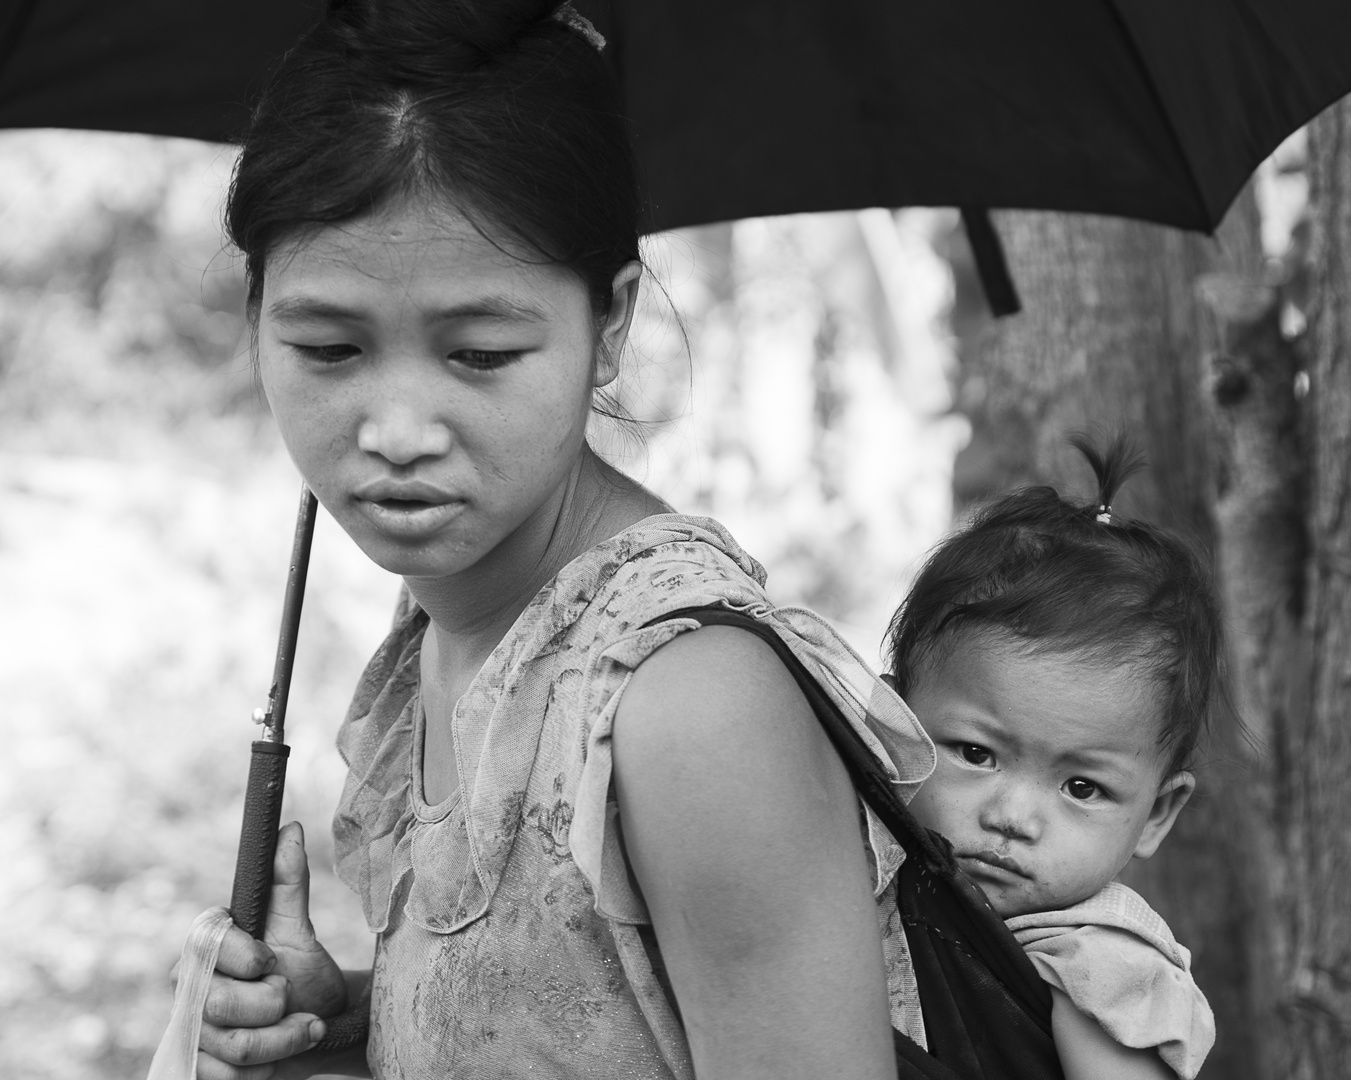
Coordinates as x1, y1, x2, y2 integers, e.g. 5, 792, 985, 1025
198, 1011, 326, 1069
203, 972, 290, 1027
266, 821, 315, 949
212, 924, 278, 982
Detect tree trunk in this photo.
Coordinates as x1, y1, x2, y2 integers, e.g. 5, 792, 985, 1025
1288, 96, 1351, 1079
1194, 272, 1305, 1080
951, 196, 1266, 1078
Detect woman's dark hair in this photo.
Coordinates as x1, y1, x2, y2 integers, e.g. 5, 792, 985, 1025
885, 434, 1223, 775
226, 0, 640, 324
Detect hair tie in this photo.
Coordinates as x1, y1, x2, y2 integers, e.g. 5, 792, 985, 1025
553, 2, 606, 51
1096, 504, 1112, 525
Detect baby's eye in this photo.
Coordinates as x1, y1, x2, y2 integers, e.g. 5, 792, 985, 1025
959, 744, 993, 767
294, 343, 360, 363
451, 349, 523, 371
1065, 778, 1099, 801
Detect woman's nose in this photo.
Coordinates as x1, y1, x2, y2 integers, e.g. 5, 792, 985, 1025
978, 782, 1041, 842
357, 411, 452, 465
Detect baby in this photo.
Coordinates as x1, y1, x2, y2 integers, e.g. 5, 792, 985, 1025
884, 436, 1216, 1080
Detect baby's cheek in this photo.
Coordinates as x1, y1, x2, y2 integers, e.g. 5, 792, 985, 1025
907, 783, 962, 838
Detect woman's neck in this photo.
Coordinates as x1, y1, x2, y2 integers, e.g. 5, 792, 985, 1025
407, 448, 670, 690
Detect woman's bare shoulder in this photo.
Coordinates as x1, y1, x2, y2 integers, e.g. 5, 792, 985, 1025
615, 624, 822, 765
610, 625, 897, 1080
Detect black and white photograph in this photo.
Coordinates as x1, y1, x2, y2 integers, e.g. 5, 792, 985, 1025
1, 3, 1349, 1078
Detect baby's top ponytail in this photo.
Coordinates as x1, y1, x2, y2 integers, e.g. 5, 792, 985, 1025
227, 0, 639, 322
886, 434, 1223, 775
1068, 430, 1144, 525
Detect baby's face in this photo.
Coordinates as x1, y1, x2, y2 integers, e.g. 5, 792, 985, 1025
903, 632, 1192, 918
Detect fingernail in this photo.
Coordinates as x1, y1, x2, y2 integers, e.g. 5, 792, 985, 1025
262, 955, 277, 975
309, 1019, 326, 1044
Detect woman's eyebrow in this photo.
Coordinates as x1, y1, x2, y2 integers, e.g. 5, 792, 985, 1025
266, 294, 551, 323
424, 296, 551, 323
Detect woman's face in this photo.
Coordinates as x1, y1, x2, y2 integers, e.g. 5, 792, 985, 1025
256, 193, 625, 582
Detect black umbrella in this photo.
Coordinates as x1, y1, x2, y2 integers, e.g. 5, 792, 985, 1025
4, 0, 1351, 314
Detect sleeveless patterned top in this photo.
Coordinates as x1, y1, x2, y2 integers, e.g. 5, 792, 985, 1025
333, 514, 935, 1078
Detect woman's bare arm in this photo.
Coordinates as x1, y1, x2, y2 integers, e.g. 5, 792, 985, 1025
613, 626, 897, 1080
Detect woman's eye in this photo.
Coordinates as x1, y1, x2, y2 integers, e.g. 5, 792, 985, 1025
294, 343, 360, 363
1065, 778, 1099, 801
451, 349, 523, 371
959, 744, 993, 767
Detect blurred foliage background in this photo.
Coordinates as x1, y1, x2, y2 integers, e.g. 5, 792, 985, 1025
0, 129, 966, 1077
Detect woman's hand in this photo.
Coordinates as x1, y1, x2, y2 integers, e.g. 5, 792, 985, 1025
191, 821, 357, 1079
614, 627, 898, 1080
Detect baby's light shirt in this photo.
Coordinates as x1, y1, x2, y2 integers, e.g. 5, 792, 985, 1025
1005, 882, 1215, 1079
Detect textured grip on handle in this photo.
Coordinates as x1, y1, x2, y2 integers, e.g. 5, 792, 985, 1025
229, 740, 290, 939
315, 980, 373, 1052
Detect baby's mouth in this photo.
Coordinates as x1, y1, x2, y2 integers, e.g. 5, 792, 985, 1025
957, 850, 1031, 879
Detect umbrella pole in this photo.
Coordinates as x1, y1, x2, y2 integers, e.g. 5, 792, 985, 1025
228, 483, 318, 938
221, 485, 372, 1052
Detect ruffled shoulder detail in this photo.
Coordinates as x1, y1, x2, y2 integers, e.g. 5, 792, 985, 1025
332, 603, 428, 932
1006, 883, 1215, 1079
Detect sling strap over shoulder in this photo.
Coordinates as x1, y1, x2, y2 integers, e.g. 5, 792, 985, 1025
654, 606, 1064, 1080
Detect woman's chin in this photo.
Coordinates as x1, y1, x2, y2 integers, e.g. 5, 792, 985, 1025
347, 531, 471, 581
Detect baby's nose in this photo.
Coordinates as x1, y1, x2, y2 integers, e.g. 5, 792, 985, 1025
978, 785, 1041, 842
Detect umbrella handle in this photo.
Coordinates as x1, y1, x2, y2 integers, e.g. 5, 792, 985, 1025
228, 741, 291, 938
228, 484, 317, 937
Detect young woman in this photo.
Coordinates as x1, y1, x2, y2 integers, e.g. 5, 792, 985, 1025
192, 2, 933, 1076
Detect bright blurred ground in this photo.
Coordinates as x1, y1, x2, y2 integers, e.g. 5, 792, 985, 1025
0, 128, 968, 1079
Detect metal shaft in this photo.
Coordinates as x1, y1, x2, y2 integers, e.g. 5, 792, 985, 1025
228, 483, 318, 937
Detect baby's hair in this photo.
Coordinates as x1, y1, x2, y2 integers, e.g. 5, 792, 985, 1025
226, 0, 640, 325
886, 433, 1222, 776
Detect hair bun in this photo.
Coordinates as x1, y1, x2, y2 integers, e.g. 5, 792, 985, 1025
325, 0, 566, 68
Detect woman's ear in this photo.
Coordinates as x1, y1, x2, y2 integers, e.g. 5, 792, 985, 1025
1132, 771, 1195, 861
594, 260, 642, 388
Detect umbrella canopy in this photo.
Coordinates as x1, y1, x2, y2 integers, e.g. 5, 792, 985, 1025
585, 0, 1351, 236
4, 0, 1350, 232
4, 0, 1350, 312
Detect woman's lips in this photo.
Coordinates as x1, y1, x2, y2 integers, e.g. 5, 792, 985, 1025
355, 478, 458, 503
354, 496, 464, 538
